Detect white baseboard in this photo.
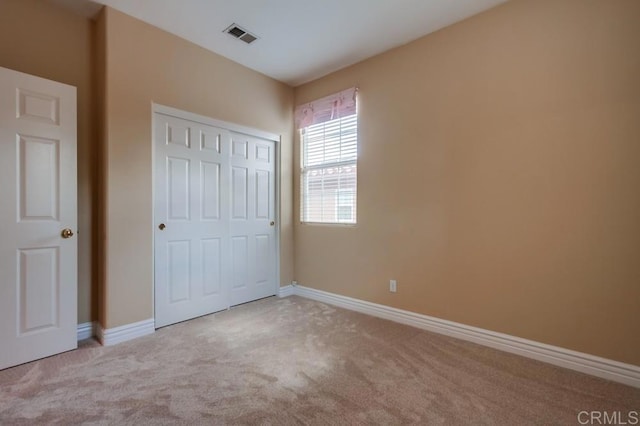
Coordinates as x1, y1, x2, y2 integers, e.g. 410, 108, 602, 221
286, 284, 640, 388
77, 322, 95, 341
278, 284, 295, 298
96, 318, 155, 346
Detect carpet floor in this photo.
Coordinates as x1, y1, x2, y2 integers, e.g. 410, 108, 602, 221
0, 295, 638, 425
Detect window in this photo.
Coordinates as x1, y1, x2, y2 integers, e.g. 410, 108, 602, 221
296, 88, 358, 224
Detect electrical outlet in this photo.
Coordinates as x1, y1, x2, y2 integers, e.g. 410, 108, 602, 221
390, 280, 397, 293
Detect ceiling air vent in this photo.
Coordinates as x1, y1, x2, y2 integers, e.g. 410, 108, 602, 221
224, 24, 259, 45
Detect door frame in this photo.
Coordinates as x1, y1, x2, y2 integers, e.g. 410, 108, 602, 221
151, 103, 281, 325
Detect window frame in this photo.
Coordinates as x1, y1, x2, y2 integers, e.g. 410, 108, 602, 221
300, 113, 358, 225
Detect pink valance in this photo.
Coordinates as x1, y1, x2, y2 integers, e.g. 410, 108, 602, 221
295, 87, 357, 129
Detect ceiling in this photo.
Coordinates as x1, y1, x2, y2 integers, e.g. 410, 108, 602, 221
49, 0, 508, 86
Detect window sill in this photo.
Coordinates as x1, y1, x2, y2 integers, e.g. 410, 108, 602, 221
299, 221, 357, 227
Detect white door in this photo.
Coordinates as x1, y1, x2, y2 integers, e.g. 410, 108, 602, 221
154, 114, 231, 328
228, 132, 277, 306
0, 66, 77, 370
154, 111, 277, 328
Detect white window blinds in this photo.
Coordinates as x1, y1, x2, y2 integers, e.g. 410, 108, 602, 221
297, 88, 358, 224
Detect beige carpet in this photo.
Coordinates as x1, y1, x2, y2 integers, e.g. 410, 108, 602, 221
0, 296, 638, 425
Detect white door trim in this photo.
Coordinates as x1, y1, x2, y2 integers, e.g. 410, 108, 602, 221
151, 103, 281, 327
153, 104, 280, 142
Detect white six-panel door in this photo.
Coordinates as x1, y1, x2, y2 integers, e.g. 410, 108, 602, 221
228, 132, 277, 306
154, 111, 277, 328
0, 66, 77, 370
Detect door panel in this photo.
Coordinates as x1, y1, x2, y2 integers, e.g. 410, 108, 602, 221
231, 236, 249, 290
255, 170, 270, 219
167, 157, 190, 221
17, 88, 60, 125
167, 122, 190, 147
167, 240, 191, 303
231, 166, 248, 219
232, 139, 248, 159
154, 112, 277, 327
201, 238, 222, 295
201, 161, 220, 220
200, 129, 221, 153
0, 66, 77, 370
255, 235, 270, 286
18, 247, 59, 333
18, 135, 60, 221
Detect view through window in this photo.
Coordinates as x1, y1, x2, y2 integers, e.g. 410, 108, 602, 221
301, 113, 357, 224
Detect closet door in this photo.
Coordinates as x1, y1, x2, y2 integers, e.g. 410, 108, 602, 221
228, 133, 277, 306
154, 114, 230, 328
154, 111, 278, 328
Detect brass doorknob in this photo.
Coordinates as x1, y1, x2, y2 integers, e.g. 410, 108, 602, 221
158, 223, 166, 230
61, 228, 74, 239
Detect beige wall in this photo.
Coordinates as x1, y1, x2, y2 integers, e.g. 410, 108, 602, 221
2, 0, 637, 366
0, 0, 96, 324
99, 8, 294, 328
294, 0, 640, 365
